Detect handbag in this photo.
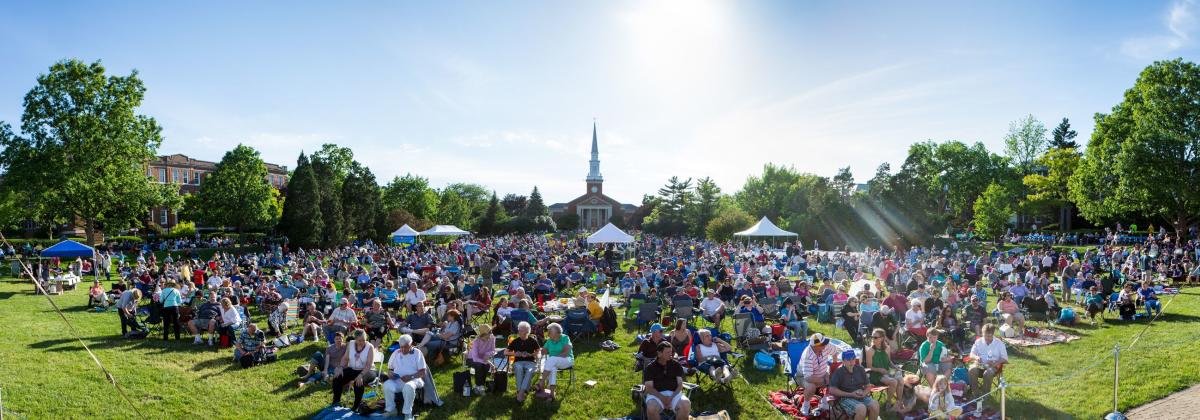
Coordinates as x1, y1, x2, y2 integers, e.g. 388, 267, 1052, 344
453, 371, 472, 394
491, 371, 508, 394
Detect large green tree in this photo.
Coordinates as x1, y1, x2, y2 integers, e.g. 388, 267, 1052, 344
309, 157, 344, 247
477, 192, 504, 235
0, 59, 178, 243
311, 143, 355, 188
973, 183, 1014, 239
1004, 114, 1048, 175
278, 153, 323, 248
1070, 59, 1200, 234
382, 174, 440, 220
1049, 117, 1078, 149
1023, 147, 1081, 231
705, 198, 753, 241
340, 162, 384, 241
689, 177, 721, 237
191, 144, 276, 232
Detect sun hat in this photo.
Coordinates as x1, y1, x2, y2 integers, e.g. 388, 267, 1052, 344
809, 332, 830, 346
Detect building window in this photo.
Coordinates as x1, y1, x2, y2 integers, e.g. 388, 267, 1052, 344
159, 209, 168, 225
158, 168, 166, 183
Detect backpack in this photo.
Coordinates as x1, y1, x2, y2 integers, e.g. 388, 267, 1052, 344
600, 306, 617, 333
491, 371, 508, 394
1059, 307, 1076, 325
240, 354, 257, 368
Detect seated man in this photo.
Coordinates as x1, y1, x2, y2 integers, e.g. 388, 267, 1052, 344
189, 292, 222, 345
234, 323, 267, 364
1139, 280, 1162, 317
378, 334, 427, 420
967, 323, 1007, 416
325, 298, 357, 341
798, 333, 838, 417
643, 341, 691, 420
699, 290, 725, 326
403, 301, 437, 348
637, 323, 667, 371
828, 350, 880, 420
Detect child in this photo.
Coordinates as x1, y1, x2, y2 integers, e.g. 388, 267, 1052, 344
927, 374, 962, 418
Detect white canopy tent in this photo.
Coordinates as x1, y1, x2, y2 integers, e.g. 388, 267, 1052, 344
734, 216, 799, 237
586, 223, 634, 244
420, 225, 472, 236
391, 224, 421, 244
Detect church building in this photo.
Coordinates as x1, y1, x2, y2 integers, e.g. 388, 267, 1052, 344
549, 123, 638, 230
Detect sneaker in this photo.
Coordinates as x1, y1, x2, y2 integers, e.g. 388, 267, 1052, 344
370, 410, 397, 418
194, 336, 202, 344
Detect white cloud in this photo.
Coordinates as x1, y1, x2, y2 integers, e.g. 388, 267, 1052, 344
1121, 0, 1196, 59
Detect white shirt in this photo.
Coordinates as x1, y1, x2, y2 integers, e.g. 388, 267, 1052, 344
700, 297, 724, 316
905, 309, 925, 329
331, 307, 357, 325
696, 342, 720, 359
387, 347, 427, 377
221, 307, 242, 327
405, 289, 426, 306
970, 337, 1008, 365
347, 341, 375, 370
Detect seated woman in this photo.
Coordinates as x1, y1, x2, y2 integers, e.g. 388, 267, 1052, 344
781, 298, 810, 339
465, 324, 496, 394
536, 323, 574, 401
1084, 286, 1107, 325
668, 319, 691, 358
331, 329, 375, 412
691, 329, 736, 384
423, 309, 463, 358
864, 328, 900, 403
219, 297, 243, 338
905, 300, 927, 338
88, 280, 109, 308
996, 292, 1025, 332
298, 331, 346, 388
506, 321, 540, 403
841, 297, 862, 345
1117, 283, 1138, 321
377, 281, 401, 311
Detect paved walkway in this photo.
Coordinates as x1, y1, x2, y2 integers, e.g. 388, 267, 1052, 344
1127, 384, 1200, 419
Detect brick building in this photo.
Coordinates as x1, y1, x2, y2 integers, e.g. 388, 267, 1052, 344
146, 153, 289, 228
548, 123, 638, 230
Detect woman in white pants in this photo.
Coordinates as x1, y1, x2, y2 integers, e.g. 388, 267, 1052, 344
379, 334, 426, 420
536, 323, 574, 400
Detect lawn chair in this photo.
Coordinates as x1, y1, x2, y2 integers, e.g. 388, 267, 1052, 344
562, 308, 594, 339
780, 338, 807, 391
674, 303, 696, 326
732, 312, 768, 353
625, 297, 645, 319
760, 301, 780, 321
635, 302, 660, 327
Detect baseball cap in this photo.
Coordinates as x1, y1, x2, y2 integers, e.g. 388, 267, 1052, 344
809, 332, 830, 346
650, 323, 664, 333
842, 350, 857, 361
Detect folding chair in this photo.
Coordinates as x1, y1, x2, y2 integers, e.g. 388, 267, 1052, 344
732, 312, 768, 353
673, 304, 696, 326
625, 297, 645, 319
760, 302, 780, 321
635, 302, 660, 327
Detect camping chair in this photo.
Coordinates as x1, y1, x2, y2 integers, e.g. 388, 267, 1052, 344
562, 308, 594, 339
732, 312, 768, 353
688, 332, 743, 392
760, 301, 780, 321
635, 302, 660, 327
635, 382, 699, 420
1105, 292, 1122, 316
780, 338, 807, 392
625, 297, 645, 319
673, 304, 696, 326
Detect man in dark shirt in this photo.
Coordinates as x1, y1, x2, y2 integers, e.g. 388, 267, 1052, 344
403, 302, 436, 345
189, 292, 222, 344
642, 341, 691, 420
828, 350, 879, 420
637, 324, 667, 370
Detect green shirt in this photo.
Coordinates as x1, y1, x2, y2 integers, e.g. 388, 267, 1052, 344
543, 335, 573, 360
918, 340, 944, 364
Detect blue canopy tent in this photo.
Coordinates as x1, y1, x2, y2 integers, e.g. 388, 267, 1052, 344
40, 240, 96, 258
39, 240, 99, 288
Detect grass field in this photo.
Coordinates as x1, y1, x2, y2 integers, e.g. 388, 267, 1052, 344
0, 277, 1197, 419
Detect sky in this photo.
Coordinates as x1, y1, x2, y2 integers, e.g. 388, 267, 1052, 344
0, 0, 1197, 205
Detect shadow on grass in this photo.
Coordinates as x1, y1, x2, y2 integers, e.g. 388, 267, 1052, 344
1000, 395, 1076, 419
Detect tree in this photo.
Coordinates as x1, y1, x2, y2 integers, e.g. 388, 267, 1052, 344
973, 183, 1013, 240
1023, 147, 1081, 231
477, 192, 503, 235
1070, 59, 1200, 234
866, 163, 892, 199
442, 183, 491, 229
310, 144, 355, 188
340, 162, 384, 241
831, 166, 856, 202
0, 59, 179, 244
646, 176, 692, 235
705, 199, 754, 241
309, 157, 344, 247
554, 213, 580, 231
500, 194, 527, 217
436, 188, 470, 227
191, 144, 276, 232
523, 186, 548, 218
1004, 114, 1048, 175
278, 153, 323, 248
688, 177, 721, 237
1049, 117, 1078, 149
382, 174, 440, 220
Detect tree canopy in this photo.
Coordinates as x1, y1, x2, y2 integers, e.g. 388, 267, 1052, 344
192, 144, 277, 232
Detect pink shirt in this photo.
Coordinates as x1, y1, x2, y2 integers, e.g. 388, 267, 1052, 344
468, 335, 496, 364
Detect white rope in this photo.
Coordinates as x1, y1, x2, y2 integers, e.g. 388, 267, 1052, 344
2, 234, 144, 419
1123, 289, 1179, 350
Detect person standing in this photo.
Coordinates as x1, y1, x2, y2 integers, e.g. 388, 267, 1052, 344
161, 280, 183, 340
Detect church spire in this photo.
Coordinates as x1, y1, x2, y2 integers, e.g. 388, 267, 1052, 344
587, 120, 602, 182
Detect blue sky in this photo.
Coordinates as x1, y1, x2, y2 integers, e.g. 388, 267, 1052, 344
0, 1, 1194, 204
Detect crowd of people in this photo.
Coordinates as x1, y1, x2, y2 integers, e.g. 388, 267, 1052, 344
64, 227, 1195, 419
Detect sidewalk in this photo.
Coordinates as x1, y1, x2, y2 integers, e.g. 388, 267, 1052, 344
1127, 384, 1200, 419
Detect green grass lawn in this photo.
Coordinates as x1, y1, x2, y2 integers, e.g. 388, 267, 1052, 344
0, 278, 1197, 419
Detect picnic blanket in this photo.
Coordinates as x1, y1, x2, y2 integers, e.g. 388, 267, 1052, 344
1002, 328, 1079, 347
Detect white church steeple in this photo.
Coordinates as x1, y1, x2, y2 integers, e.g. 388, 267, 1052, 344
586, 120, 602, 183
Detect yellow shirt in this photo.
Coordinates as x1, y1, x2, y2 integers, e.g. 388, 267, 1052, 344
587, 300, 603, 320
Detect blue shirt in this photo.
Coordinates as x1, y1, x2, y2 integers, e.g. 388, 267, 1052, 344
161, 287, 182, 308
378, 288, 399, 303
